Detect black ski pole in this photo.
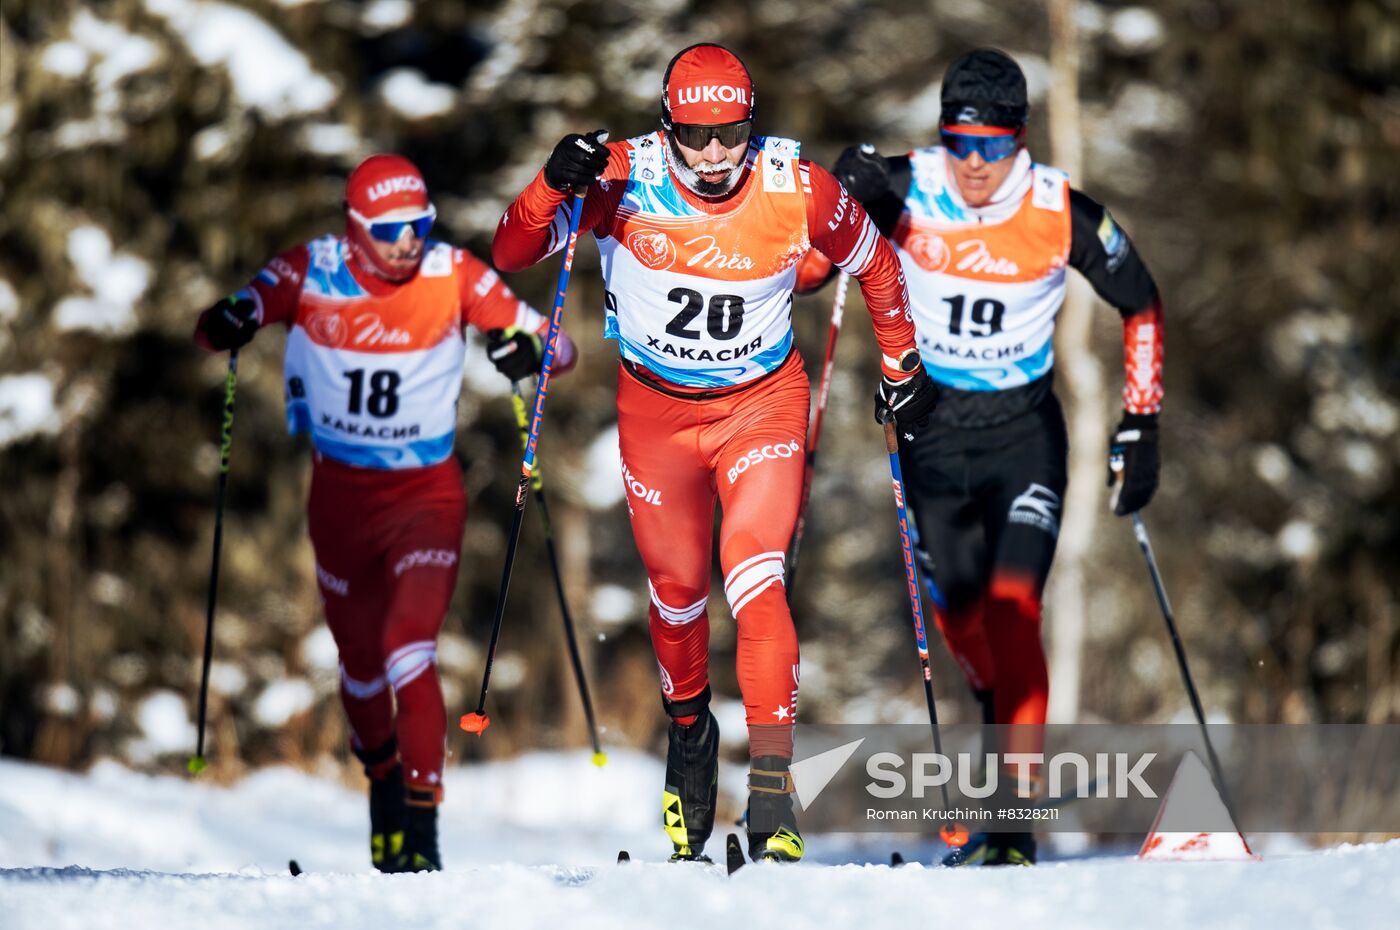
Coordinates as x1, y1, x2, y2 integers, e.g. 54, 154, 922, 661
509, 380, 607, 766
787, 272, 847, 600
1130, 511, 1245, 830
189, 349, 238, 775
460, 189, 587, 736
879, 413, 967, 848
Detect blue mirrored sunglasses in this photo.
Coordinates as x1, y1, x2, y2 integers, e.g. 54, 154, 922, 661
349, 206, 436, 243
940, 130, 1020, 163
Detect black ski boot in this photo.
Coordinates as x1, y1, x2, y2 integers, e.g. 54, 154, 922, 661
369, 766, 408, 872
355, 739, 406, 873
941, 831, 1036, 866
942, 766, 1038, 866
662, 688, 719, 861
401, 788, 443, 872
746, 756, 804, 863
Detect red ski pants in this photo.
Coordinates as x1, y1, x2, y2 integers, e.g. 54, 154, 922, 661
617, 354, 809, 759
307, 454, 466, 799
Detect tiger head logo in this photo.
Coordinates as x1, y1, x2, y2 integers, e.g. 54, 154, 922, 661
627, 230, 677, 271
905, 232, 951, 273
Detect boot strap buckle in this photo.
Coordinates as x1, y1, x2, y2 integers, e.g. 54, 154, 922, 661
748, 768, 793, 795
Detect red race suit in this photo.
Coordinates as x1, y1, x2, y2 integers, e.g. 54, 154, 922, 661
196, 235, 576, 798
494, 133, 918, 758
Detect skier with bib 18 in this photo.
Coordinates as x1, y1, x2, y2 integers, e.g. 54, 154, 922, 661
193, 154, 578, 872
805, 48, 1165, 865
493, 43, 937, 864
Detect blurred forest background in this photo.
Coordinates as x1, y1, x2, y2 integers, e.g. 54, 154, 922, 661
0, 0, 1396, 785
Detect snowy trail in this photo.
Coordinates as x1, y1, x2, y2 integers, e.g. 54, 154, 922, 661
2, 754, 1396, 930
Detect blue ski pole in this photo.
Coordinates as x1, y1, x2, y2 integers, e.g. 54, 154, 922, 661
462, 190, 587, 736
881, 413, 966, 847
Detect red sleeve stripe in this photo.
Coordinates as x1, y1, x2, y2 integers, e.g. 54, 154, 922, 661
1122, 300, 1164, 414
515, 301, 542, 332
543, 207, 572, 256
834, 215, 880, 275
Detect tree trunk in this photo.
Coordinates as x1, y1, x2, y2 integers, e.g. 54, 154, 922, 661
1044, 0, 1106, 724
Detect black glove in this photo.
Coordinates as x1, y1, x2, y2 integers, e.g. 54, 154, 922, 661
874, 364, 939, 435
833, 144, 890, 203
544, 129, 611, 192
198, 295, 258, 351
486, 327, 543, 382
1108, 412, 1160, 515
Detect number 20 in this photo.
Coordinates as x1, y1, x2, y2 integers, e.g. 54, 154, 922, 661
665, 288, 746, 341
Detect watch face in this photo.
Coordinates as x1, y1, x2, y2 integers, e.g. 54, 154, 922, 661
899, 350, 921, 373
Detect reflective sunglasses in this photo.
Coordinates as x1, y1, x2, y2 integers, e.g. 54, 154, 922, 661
940, 127, 1021, 163
670, 120, 753, 150
348, 205, 437, 243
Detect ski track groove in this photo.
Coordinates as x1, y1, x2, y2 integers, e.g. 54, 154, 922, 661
1, 756, 1397, 929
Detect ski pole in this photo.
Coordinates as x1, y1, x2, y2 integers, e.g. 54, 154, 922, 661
879, 413, 967, 847
1129, 511, 1246, 831
461, 190, 587, 736
787, 272, 848, 600
905, 506, 949, 614
189, 349, 238, 775
509, 380, 607, 766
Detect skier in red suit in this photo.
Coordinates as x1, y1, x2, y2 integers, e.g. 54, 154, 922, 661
194, 154, 577, 872
493, 44, 937, 864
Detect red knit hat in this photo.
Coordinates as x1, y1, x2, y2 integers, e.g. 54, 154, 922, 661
345, 154, 430, 220
662, 44, 754, 127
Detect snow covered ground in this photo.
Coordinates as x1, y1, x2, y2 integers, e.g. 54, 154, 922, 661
1, 752, 1396, 930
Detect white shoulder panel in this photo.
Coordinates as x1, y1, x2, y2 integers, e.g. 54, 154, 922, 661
760, 135, 800, 193
1031, 164, 1069, 212
629, 132, 666, 187
419, 241, 454, 278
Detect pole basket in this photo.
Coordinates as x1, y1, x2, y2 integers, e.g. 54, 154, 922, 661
939, 824, 970, 847
459, 712, 491, 734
